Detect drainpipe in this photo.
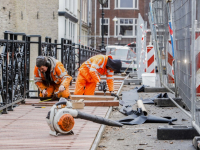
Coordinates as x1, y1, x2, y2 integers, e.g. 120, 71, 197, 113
94, 0, 96, 49
87, 0, 89, 46
79, 0, 82, 46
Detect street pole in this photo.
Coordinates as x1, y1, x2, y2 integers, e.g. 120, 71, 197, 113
98, 0, 107, 54
101, 5, 105, 51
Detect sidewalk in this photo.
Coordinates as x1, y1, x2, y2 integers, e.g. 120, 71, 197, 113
97, 84, 195, 150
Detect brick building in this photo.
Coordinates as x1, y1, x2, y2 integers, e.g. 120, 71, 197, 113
91, 0, 151, 49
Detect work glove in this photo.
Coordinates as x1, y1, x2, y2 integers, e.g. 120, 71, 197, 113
42, 89, 47, 97
59, 85, 65, 92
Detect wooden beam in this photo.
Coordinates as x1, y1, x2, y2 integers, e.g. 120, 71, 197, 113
84, 101, 119, 106
69, 85, 121, 88
25, 99, 119, 107
72, 81, 123, 85
69, 90, 116, 95
69, 88, 119, 91
100, 76, 125, 80
31, 101, 119, 107
71, 95, 114, 101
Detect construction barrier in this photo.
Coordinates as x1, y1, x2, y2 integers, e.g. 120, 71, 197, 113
149, 0, 200, 138
146, 45, 155, 73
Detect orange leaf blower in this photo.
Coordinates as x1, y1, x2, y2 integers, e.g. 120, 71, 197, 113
46, 98, 123, 136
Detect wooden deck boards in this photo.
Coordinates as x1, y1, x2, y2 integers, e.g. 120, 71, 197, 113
0, 105, 109, 150
0, 75, 124, 149
25, 99, 119, 107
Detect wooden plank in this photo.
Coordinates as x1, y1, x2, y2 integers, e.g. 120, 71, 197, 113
84, 101, 119, 106
24, 98, 118, 107
72, 81, 122, 85
69, 85, 121, 89
71, 95, 114, 101
100, 76, 125, 80
30, 101, 119, 107
69, 87, 119, 91
69, 90, 116, 95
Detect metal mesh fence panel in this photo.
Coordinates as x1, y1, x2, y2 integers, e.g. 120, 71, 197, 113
149, 2, 163, 86
172, 0, 192, 110
194, 0, 200, 127
136, 13, 147, 79
154, 0, 175, 88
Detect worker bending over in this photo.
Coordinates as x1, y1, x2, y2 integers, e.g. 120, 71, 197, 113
74, 55, 122, 95
34, 56, 72, 99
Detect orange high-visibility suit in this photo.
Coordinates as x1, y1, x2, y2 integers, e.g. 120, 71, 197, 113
34, 57, 72, 98
74, 55, 114, 95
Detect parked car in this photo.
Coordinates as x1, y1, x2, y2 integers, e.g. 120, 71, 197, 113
106, 45, 137, 73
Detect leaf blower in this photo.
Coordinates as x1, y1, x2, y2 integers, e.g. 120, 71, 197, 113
46, 98, 123, 136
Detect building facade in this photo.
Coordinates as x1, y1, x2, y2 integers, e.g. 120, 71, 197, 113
58, 0, 78, 44
0, 0, 93, 91
91, 0, 150, 49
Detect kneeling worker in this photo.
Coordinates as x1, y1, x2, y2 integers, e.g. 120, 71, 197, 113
74, 55, 122, 95
34, 56, 72, 99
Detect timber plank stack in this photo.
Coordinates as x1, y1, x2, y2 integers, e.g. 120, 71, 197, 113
25, 76, 124, 107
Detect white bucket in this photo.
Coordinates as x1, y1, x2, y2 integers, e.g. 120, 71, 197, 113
141, 73, 156, 87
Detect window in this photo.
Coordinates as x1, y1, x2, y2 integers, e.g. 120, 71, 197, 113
69, 0, 72, 12
100, 0, 110, 9
72, 24, 75, 42
115, 18, 137, 37
69, 21, 71, 37
73, 0, 76, 15
68, 21, 75, 42
100, 18, 109, 36
115, 0, 138, 9
82, 1, 87, 22
65, 19, 67, 38
65, 0, 69, 10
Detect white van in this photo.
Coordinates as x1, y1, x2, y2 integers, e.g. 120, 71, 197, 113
105, 45, 137, 73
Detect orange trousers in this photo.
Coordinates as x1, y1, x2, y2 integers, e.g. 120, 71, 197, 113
74, 73, 97, 95
39, 83, 70, 98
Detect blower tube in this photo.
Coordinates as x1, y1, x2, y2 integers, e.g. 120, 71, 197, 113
76, 110, 123, 127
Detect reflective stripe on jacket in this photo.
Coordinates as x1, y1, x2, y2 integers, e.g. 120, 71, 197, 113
34, 56, 72, 91
79, 55, 114, 91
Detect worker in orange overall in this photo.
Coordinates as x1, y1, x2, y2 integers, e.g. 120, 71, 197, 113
74, 55, 122, 95
34, 56, 72, 99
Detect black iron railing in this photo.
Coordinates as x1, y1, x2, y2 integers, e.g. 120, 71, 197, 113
0, 31, 101, 113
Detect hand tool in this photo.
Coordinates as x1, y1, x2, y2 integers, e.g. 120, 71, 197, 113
98, 81, 107, 96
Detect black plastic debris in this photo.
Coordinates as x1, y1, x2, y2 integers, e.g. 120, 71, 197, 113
137, 85, 148, 92
141, 93, 162, 104
119, 89, 139, 115
141, 93, 169, 104
162, 93, 168, 98
118, 108, 177, 125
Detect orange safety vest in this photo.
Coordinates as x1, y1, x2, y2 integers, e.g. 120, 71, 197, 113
34, 57, 72, 91
79, 55, 114, 91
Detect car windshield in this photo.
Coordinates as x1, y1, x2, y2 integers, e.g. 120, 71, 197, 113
106, 47, 136, 60
114, 49, 128, 59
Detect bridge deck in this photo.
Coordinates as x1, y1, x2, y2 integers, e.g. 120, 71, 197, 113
0, 105, 109, 150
